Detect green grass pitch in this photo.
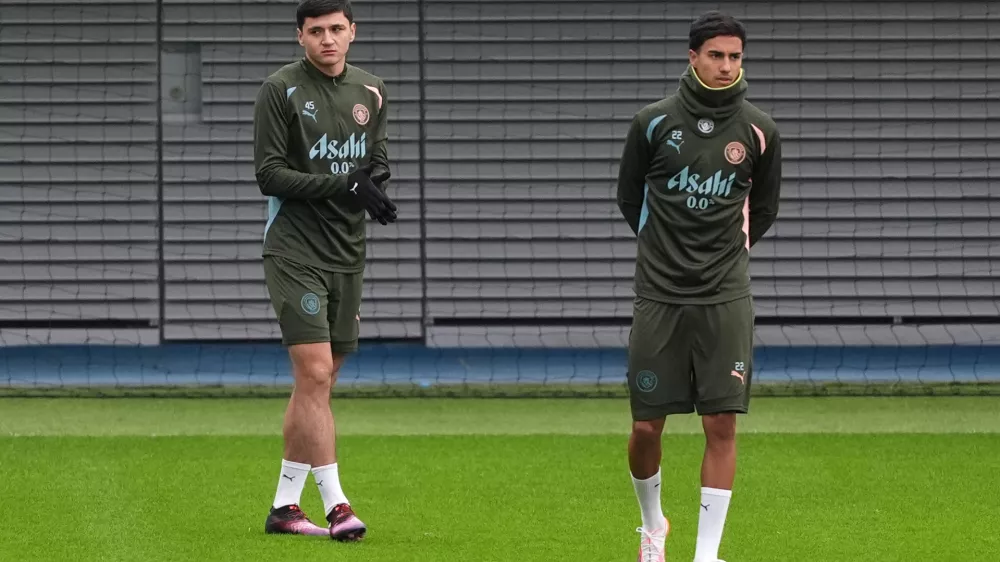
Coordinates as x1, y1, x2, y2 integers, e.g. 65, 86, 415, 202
1, 397, 998, 561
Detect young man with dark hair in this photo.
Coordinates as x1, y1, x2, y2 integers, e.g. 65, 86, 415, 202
253, 0, 395, 542
616, 10, 782, 562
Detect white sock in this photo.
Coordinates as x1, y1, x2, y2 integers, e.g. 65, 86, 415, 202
312, 463, 349, 516
272, 459, 310, 509
631, 468, 666, 533
694, 487, 733, 562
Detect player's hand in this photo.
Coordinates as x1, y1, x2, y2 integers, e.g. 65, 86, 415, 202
348, 165, 397, 225
367, 168, 397, 224
366, 166, 397, 225
370, 167, 390, 192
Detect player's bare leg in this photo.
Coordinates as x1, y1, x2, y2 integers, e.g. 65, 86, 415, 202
700, 413, 737, 488
279, 343, 366, 541
629, 418, 665, 479
694, 413, 737, 562
629, 418, 669, 561
265, 342, 339, 536
283, 342, 341, 466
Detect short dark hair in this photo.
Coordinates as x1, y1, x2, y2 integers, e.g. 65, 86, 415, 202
296, 0, 354, 29
688, 11, 746, 52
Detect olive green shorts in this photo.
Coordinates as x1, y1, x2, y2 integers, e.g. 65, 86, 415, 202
262, 255, 363, 353
626, 295, 755, 420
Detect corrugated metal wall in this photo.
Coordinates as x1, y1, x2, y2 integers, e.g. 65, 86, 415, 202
2, 0, 997, 348
0, 0, 161, 345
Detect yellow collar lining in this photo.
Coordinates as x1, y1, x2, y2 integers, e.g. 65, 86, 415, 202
691, 66, 744, 91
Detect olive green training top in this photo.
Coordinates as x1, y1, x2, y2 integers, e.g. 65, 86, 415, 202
253, 58, 390, 272
617, 65, 783, 305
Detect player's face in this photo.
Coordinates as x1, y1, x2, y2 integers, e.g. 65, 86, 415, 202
688, 35, 744, 88
298, 11, 356, 71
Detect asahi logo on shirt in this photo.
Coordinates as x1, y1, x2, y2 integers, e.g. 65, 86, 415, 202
667, 166, 736, 196
309, 132, 367, 174
666, 166, 737, 211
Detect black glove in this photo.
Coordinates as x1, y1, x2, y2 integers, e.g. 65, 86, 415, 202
347, 164, 397, 225
367, 166, 397, 224
370, 167, 391, 192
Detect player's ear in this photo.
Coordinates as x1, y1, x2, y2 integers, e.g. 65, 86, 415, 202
688, 49, 697, 66
349, 22, 356, 42
297, 28, 304, 47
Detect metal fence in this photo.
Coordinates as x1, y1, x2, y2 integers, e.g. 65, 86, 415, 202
2, 0, 998, 352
